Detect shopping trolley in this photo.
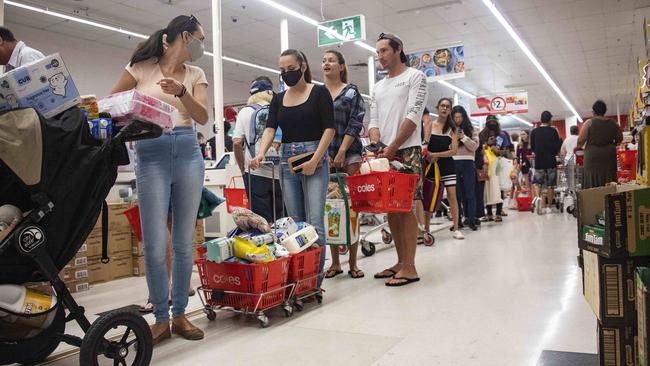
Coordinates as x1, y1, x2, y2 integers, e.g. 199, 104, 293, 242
196, 161, 295, 328
287, 246, 324, 311
565, 150, 584, 217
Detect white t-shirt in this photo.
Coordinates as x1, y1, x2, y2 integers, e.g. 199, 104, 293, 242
7, 41, 44, 70
561, 134, 579, 163
369, 67, 428, 149
232, 104, 280, 179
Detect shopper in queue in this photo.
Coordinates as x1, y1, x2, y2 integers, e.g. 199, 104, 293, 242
416, 107, 433, 245
321, 50, 366, 279
0, 26, 44, 71
111, 15, 209, 344
560, 125, 580, 193
578, 100, 623, 189
515, 130, 532, 189
423, 98, 462, 239
251, 49, 334, 288
530, 111, 562, 214
451, 105, 479, 231
479, 116, 510, 220
232, 76, 283, 224
369, 33, 428, 286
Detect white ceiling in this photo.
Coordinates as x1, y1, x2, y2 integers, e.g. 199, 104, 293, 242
6, 0, 650, 128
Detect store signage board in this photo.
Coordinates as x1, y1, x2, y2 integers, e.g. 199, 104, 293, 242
374, 44, 465, 82
470, 92, 529, 117
406, 45, 465, 81
318, 15, 365, 47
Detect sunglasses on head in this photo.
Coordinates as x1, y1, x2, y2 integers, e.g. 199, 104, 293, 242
378, 32, 401, 44
180, 14, 199, 30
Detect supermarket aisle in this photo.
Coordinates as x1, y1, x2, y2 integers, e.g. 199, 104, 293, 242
47, 211, 594, 366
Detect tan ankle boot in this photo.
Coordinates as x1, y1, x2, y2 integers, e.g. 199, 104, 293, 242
171, 315, 204, 340
151, 322, 171, 346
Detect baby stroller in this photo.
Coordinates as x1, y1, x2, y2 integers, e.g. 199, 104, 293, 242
0, 107, 161, 365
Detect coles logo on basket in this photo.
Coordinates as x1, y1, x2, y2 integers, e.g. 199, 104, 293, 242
213, 274, 241, 286
357, 184, 375, 193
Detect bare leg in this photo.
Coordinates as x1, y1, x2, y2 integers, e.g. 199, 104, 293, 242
424, 211, 432, 232
386, 212, 419, 285
446, 186, 459, 231
375, 213, 403, 278
343, 162, 362, 276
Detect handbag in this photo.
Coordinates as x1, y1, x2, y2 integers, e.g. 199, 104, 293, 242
476, 167, 488, 182
422, 162, 445, 213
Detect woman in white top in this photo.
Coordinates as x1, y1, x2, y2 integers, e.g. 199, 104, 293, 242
111, 15, 209, 345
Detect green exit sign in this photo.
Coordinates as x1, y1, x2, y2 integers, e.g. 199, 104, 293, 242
318, 15, 366, 47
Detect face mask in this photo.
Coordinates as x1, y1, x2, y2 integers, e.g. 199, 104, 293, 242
487, 122, 497, 130
281, 69, 303, 87
186, 33, 204, 62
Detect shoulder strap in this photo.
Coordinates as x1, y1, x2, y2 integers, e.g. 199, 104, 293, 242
244, 104, 264, 156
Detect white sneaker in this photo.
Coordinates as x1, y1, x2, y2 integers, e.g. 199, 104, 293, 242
453, 230, 465, 240
545, 207, 553, 214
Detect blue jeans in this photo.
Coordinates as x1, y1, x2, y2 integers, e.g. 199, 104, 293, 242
135, 127, 204, 323
281, 141, 329, 286
455, 160, 477, 222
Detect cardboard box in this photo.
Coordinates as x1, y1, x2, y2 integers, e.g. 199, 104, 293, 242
67, 280, 90, 294
637, 126, 648, 186
109, 230, 132, 256
0, 53, 81, 118
637, 267, 650, 366
578, 185, 650, 258
87, 257, 111, 284
107, 203, 131, 232
598, 322, 637, 366
133, 256, 145, 277
132, 235, 144, 257
583, 250, 650, 326
195, 220, 205, 247
84, 231, 102, 258
61, 265, 89, 283
110, 253, 133, 280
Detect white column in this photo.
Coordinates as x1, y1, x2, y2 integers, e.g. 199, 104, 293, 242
212, 0, 225, 159
280, 19, 289, 52
367, 55, 375, 97
453, 92, 459, 106
565, 115, 577, 137
616, 99, 621, 126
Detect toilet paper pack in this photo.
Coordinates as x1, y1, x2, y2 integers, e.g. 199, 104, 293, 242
0, 53, 81, 118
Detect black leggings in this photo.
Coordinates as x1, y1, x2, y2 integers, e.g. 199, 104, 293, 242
486, 203, 503, 216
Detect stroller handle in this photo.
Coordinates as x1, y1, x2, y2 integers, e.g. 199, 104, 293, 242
112, 119, 163, 144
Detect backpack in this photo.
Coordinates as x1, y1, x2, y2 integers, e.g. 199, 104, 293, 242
244, 104, 269, 158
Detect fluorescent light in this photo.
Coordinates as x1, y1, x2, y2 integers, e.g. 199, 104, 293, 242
5, 0, 148, 39
481, 0, 582, 122
355, 41, 377, 53
222, 56, 279, 74
437, 80, 476, 99
511, 115, 533, 127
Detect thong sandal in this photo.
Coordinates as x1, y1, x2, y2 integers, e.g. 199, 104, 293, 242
325, 269, 343, 278
374, 269, 397, 279
349, 269, 365, 279
139, 302, 154, 314
385, 277, 421, 287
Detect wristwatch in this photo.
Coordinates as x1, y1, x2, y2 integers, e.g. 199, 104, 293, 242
422, 140, 429, 146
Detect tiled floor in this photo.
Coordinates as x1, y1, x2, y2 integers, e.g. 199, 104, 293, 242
41, 210, 596, 366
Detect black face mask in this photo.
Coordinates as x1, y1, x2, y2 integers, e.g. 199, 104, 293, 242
281, 69, 302, 87
487, 123, 498, 130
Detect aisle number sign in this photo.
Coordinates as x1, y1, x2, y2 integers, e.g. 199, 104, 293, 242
470, 92, 529, 117
318, 15, 366, 47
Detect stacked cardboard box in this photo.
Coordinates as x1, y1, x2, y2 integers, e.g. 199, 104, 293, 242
578, 185, 650, 365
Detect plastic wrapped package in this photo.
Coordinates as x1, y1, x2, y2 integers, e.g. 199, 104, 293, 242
233, 237, 274, 263
98, 90, 176, 129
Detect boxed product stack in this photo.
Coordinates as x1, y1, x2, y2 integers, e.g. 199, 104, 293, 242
578, 184, 650, 365
84, 203, 133, 285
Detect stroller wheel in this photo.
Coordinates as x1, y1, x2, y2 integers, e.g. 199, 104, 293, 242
79, 309, 152, 366
0, 305, 65, 365
381, 229, 393, 244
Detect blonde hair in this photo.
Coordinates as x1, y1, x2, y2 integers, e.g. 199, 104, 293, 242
247, 90, 273, 105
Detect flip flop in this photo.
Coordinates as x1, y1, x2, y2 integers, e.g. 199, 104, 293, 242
385, 277, 421, 287
139, 302, 154, 314
349, 269, 365, 279
374, 269, 397, 279
325, 269, 343, 278
417, 236, 424, 245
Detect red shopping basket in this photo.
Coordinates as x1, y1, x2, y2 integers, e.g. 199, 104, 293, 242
124, 205, 142, 242
514, 190, 533, 212
224, 176, 250, 213
195, 258, 289, 310
288, 246, 323, 298
346, 171, 417, 213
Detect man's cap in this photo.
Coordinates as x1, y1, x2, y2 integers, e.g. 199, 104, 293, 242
250, 79, 273, 95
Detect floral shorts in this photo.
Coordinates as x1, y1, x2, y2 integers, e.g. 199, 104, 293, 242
395, 146, 423, 200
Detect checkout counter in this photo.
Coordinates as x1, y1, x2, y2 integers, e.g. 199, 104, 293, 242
109, 152, 241, 239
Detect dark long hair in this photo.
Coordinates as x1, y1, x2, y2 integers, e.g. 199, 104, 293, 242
479, 116, 501, 144
436, 97, 456, 134
451, 105, 473, 138
325, 50, 348, 83
280, 49, 312, 83
519, 129, 530, 150
130, 15, 201, 66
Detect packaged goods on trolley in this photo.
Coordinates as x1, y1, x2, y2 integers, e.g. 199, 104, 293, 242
0, 53, 81, 118
98, 89, 175, 129
78, 95, 99, 119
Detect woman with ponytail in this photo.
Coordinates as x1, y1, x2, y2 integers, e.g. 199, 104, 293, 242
110, 15, 209, 345
251, 49, 335, 288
